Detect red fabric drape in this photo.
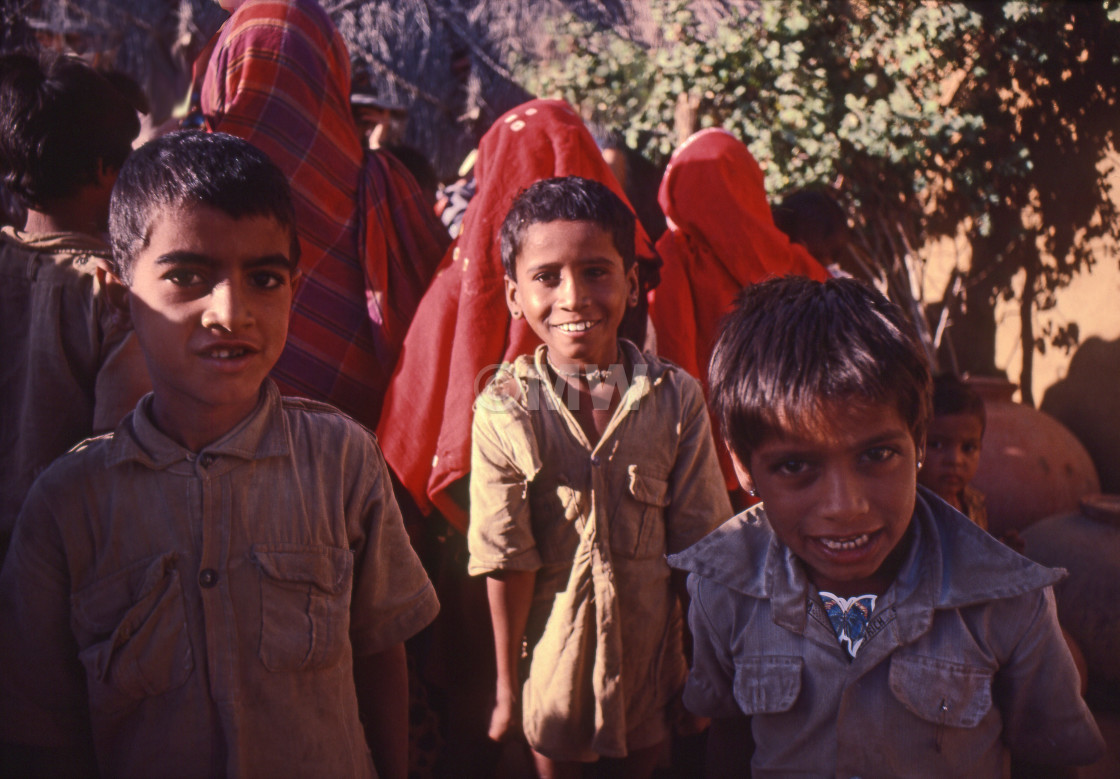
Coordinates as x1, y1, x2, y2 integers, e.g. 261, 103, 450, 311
377, 99, 656, 531
649, 128, 829, 488
198, 0, 448, 428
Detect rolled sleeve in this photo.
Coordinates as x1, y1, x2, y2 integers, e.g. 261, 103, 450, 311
665, 378, 732, 554
467, 388, 542, 576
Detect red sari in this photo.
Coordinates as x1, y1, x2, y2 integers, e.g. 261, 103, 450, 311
199, 0, 448, 428
377, 99, 656, 531
649, 128, 829, 487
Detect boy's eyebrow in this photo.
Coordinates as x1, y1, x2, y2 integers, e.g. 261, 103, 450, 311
521, 255, 619, 272
154, 251, 293, 269
762, 428, 912, 455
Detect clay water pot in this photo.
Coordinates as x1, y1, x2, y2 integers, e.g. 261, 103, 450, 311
1021, 494, 1120, 701
967, 377, 1100, 537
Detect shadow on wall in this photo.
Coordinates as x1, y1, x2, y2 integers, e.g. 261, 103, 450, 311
1041, 336, 1120, 494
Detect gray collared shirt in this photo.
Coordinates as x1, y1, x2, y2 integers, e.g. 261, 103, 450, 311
670, 489, 1104, 777
0, 382, 439, 777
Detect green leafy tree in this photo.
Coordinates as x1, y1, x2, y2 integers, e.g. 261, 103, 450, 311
522, 0, 1120, 403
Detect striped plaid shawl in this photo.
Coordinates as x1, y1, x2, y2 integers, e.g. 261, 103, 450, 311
200, 0, 448, 429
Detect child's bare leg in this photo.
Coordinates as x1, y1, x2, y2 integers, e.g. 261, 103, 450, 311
531, 749, 581, 779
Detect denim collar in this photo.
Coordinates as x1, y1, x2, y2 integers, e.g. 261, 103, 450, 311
668, 486, 1064, 635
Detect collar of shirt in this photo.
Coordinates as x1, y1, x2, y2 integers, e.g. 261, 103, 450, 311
105, 380, 291, 471
668, 487, 1064, 631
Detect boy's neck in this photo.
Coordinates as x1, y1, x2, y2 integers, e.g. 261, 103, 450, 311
147, 388, 264, 453
22, 201, 106, 237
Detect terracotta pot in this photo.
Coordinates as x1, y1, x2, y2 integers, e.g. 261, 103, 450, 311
1021, 494, 1120, 700
967, 377, 1100, 537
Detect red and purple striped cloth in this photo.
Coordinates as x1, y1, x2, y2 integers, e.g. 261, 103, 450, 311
199, 0, 448, 429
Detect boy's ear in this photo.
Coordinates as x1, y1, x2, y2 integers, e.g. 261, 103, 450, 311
100, 265, 132, 326
504, 276, 523, 320
625, 262, 640, 308
726, 445, 755, 494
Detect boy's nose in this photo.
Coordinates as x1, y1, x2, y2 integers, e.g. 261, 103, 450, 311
819, 466, 870, 521
557, 274, 587, 309
202, 281, 251, 332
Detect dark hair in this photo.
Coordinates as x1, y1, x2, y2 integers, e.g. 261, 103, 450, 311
709, 276, 933, 463
0, 49, 140, 209
772, 188, 850, 263
109, 130, 299, 281
499, 176, 635, 278
932, 373, 986, 432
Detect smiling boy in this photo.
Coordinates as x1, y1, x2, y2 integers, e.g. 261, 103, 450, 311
669, 277, 1103, 777
468, 177, 730, 777
0, 131, 438, 778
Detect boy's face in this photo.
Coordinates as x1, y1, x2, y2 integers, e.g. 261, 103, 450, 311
918, 413, 983, 504
505, 220, 638, 369
111, 203, 296, 447
731, 400, 920, 598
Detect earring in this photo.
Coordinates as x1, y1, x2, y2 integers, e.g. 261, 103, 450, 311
746, 487, 758, 498
511, 310, 522, 319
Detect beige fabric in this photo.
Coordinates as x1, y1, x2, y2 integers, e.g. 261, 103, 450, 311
469, 341, 731, 761
0, 382, 439, 778
960, 484, 989, 531
0, 227, 150, 559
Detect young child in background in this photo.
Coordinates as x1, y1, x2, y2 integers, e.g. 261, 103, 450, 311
0, 131, 438, 778
0, 50, 150, 559
670, 276, 1103, 777
919, 373, 988, 529
468, 177, 730, 778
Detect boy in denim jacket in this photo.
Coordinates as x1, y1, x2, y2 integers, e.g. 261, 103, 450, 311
669, 277, 1103, 777
0, 131, 438, 778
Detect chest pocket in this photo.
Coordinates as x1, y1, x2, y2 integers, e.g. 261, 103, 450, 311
251, 545, 353, 673
889, 654, 993, 728
732, 655, 803, 715
72, 552, 194, 713
612, 466, 670, 559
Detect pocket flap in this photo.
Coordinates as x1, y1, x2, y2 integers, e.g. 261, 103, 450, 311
627, 465, 670, 507
72, 552, 180, 634
732, 655, 802, 714
889, 654, 993, 728
250, 545, 353, 594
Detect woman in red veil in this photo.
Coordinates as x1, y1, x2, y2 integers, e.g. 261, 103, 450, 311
650, 128, 829, 489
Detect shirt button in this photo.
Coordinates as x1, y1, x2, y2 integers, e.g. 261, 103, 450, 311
590, 455, 600, 466
199, 568, 218, 588
199, 453, 215, 467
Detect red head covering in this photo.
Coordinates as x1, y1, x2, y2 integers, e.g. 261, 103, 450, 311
198, 0, 448, 428
377, 99, 655, 531
649, 128, 828, 488
650, 127, 828, 379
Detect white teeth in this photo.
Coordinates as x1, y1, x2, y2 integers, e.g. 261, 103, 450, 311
210, 348, 247, 359
557, 321, 595, 332
818, 533, 871, 551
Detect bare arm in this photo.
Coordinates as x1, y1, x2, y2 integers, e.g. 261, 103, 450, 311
486, 570, 536, 741
354, 643, 409, 779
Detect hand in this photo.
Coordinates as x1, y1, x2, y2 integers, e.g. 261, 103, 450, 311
488, 692, 520, 742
